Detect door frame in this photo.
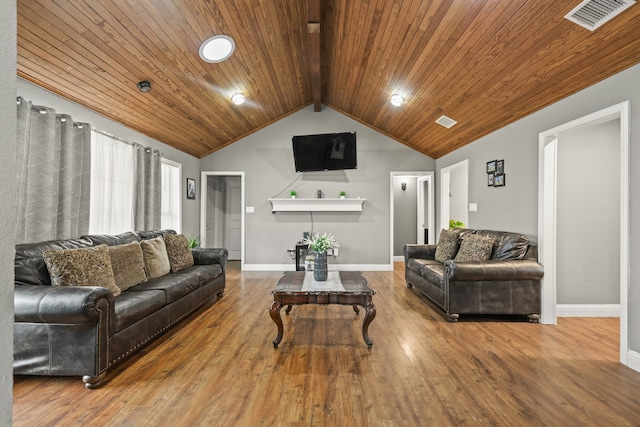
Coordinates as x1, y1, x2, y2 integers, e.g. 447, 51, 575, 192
537, 101, 630, 366
389, 171, 434, 266
439, 160, 469, 232
200, 171, 246, 270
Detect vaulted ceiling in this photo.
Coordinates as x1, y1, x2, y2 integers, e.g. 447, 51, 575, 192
17, 0, 640, 159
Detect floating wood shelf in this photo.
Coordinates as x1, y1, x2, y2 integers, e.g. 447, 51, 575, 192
268, 198, 366, 212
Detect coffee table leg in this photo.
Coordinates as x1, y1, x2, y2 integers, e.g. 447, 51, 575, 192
362, 300, 376, 348
352, 305, 360, 315
285, 304, 293, 315
270, 300, 284, 348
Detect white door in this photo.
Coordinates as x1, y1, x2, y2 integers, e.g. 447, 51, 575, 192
417, 175, 433, 244
225, 178, 242, 260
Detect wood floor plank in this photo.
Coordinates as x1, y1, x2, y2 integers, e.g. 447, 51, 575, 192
13, 264, 640, 426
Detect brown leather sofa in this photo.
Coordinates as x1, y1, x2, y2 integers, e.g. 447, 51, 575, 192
403, 229, 543, 322
13, 230, 227, 388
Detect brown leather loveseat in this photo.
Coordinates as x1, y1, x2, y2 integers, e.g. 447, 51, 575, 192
403, 229, 543, 322
13, 230, 227, 388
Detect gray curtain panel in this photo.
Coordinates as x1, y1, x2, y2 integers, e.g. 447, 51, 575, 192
133, 144, 161, 231
15, 97, 91, 244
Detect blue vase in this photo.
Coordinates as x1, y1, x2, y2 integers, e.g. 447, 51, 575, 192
313, 252, 328, 281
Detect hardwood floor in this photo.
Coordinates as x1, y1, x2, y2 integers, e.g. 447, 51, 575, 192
13, 263, 640, 426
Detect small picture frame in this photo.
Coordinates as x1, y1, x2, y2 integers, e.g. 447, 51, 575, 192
494, 174, 506, 187
488, 173, 494, 186
496, 159, 504, 175
486, 160, 497, 174
186, 178, 196, 200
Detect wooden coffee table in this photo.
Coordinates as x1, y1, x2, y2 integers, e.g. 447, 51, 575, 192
269, 271, 376, 348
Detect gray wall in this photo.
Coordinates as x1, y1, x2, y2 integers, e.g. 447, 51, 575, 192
557, 120, 620, 304
393, 176, 417, 256
0, 0, 16, 422
436, 62, 640, 353
16, 79, 202, 237
200, 105, 435, 267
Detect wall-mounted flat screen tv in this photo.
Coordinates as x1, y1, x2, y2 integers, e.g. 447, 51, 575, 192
292, 132, 357, 172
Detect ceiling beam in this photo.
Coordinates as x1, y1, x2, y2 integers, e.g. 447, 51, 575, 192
307, 0, 322, 112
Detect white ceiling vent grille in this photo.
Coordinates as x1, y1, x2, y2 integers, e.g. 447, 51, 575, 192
565, 0, 636, 31
436, 115, 457, 129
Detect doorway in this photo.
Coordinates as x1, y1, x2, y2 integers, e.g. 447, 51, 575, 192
538, 101, 630, 366
200, 171, 245, 269
390, 171, 434, 265
439, 160, 469, 232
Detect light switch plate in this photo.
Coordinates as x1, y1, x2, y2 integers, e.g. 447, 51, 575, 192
469, 203, 478, 212
246, 206, 255, 213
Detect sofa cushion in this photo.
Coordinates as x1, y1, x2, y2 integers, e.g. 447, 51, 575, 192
138, 229, 176, 240
140, 236, 171, 279
114, 289, 166, 332
163, 233, 194, 273
493, 233, 529, 260
43, 244, 121, 297
188, 264, 224, 287
15, 238, 94, 287
127, 271, 201, 304
81, 231, 140, 247
407, 258, 441, 276
108, 241, 148, 291
435, 229, 461, 263
420, 263, 445, 289
455, 234, 494, 261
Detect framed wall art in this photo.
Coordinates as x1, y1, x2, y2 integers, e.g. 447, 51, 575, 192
494, 174, 505, 187
488, 173, 494, 186
486, 160, 497, 174
496, 159, 504, 174
186, 178, 196, 200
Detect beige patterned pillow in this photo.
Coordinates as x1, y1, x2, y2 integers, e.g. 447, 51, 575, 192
108, 241, 148, 291
163, 233, 194, 273
455, 234, 494, 261
435, 229, 460, 263
44, 244, 121, 297
140, 236, 171, 279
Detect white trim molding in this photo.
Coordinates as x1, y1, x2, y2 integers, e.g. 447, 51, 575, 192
556, 304, 620, 317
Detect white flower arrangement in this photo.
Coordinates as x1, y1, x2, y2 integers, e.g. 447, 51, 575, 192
303, 232, 339, 254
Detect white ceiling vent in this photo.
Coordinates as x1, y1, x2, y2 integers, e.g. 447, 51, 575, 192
436, 115, 457, 129
565, 0, 636, 31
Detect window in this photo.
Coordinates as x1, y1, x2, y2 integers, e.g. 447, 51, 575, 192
89, 131, 135, 234
161, 158, 182, 233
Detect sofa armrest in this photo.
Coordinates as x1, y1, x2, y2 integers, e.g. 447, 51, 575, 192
14, 284, 114, 324
444, 259, 544, 281
192, 248, 228, 272
403, 244, 436, 262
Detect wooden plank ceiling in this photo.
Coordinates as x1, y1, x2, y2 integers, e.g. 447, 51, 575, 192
17, 0, 640, 159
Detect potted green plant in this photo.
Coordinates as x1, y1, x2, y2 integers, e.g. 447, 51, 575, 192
339, 191, 346, 199
449, 219, 465, 230
302, 232, 339, 281
186, 234, 200, 249
290, 190, 297, 199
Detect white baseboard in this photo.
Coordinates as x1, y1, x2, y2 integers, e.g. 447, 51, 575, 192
627, 349, 640, 373
393, 256, 404, 262
243, 264, 393, 271
556, 304, 620, 317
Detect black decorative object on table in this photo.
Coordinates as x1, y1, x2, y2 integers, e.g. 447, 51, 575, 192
314, 252, 328, 281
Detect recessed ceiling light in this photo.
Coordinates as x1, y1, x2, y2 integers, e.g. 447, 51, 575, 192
137, 81, 151, 92
231, 93, 246, 105
390, 94, 404, 106
199, 35, 235, 63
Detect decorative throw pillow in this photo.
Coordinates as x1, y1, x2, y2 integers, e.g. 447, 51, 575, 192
163, 233, 194, 273
435, 229, 461, 263
43, 244, 121, 297
140, 236, 171, 279
455, 234, 494, 261
108, 241, 148, 291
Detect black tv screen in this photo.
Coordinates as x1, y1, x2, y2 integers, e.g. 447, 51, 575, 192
292, 132, 357, 172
